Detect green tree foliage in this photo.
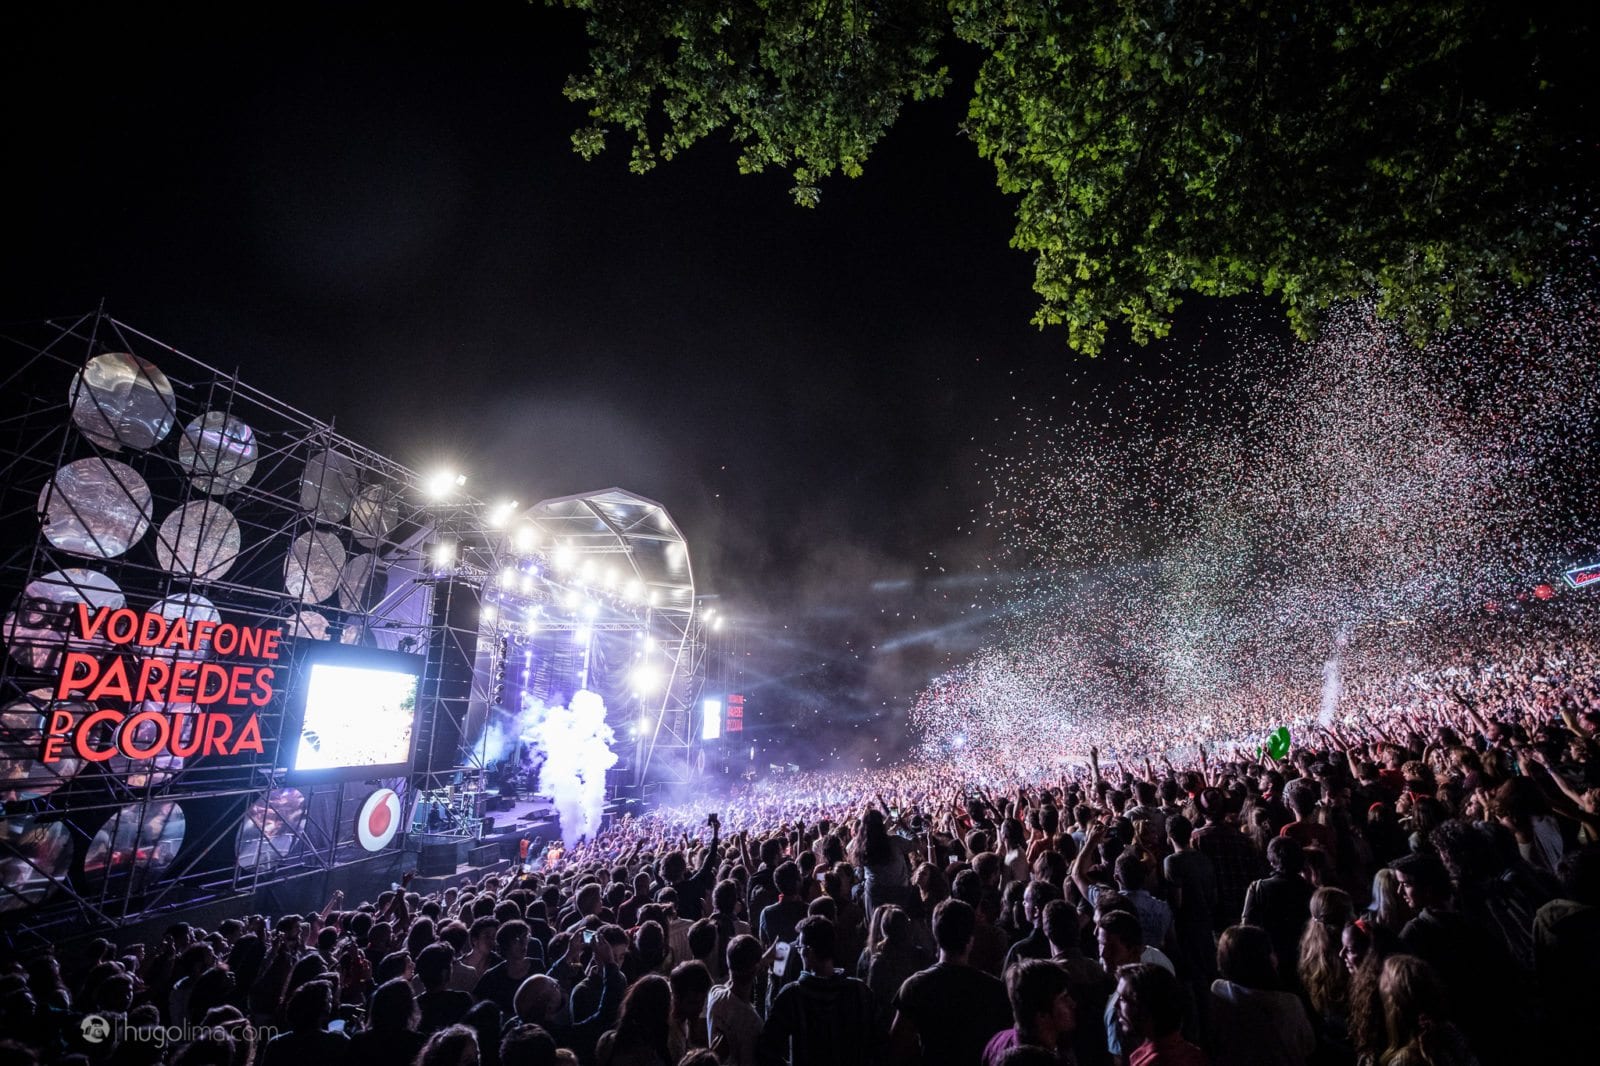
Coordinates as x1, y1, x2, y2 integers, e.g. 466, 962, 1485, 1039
557, 1, 1592, 353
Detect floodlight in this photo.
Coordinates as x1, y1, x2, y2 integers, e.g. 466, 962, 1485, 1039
425, 470, 459, 499
631, 663, 663, 694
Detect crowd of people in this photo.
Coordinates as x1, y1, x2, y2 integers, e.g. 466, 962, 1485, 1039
2, 616, 1598, 1066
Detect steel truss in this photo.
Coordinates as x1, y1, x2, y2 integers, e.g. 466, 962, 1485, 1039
0, 313, 706, 938
0, 311, 499, 936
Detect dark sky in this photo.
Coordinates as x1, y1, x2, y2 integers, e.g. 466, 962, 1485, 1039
4, 2, 1227, 761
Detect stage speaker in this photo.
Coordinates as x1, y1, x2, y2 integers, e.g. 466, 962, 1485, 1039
481, 816, 496, 836
468, 842, 500, 867
419, 580, 482, 774
418, 840, 462, 877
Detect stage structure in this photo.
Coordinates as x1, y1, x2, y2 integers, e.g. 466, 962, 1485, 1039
465, 490, 705, 792
0, 310, 706, 937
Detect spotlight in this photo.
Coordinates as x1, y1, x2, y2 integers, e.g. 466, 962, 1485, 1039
487, 500, 519, 528
603, 568, 619, 588
498, 567, 516, 589
481, 604, 497, 624
626, 580, 644, 602
426, 470, 463, 499
563, 590, 580, 610
582, 601, 599, 619
514, 525, 538, 552
432, 541, 457, 568
553, 545, 575, 571
631, 663, 663, 694
712, 616, 725, 631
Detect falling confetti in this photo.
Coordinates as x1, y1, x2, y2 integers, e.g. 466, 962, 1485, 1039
911, 266, 1600, 762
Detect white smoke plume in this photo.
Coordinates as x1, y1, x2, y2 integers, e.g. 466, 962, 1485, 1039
529, 689, 617, 846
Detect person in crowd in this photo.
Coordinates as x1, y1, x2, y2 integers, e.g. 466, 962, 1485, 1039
706, 936, 764, 1066
1163, 816, 1219, 984
1191, 792, 1262, 936
1113, 964, 1206, 1066
419, 1023, 481, 1066
1295, 888, 1352, 1042
1004, 882, 1062, 971
758, 916, 874, 1066
258, 980, 350, 1066
1074, 828, 1175, 955
758, 862, 810, 1011
475, 921, 538, 1013
1241, 838, 1314, 977
889, 899, 1013, 1066
1206, 926, 1313, 1066
666, 961, 712, 1062
853, 807, 921, 917
982, 960, 1079, 1066
418, 942, 476, 1034
347, 976, 427, 1064
866, 905, 932, 1039
1376, 956, 1477, 1066
1095, 909, 1174, 1064
1391, 850, 1527, 1062
594, 974, 673, 1066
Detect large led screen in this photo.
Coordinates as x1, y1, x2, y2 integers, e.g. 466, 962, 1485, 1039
286, 647, 421, 782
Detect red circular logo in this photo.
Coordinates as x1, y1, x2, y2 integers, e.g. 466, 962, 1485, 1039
357, 788, 400, 851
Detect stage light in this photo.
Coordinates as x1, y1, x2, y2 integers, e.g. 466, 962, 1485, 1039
703, 607, 716, 619
626, 579, 644, 602
481, 604, 497, 624
487, 499, 519, 528
563, 590, 580, 610
712, 616, 725, 631
582, 601, 599, 619
575, 625, 592, 645
520, 573, 534, 594
498, 567, 516, 589
644, 635, 656, 651
631, 663, 663, 695
579, 558, 596, 581
648, 590, 660, 607
426, 470, 463, 499
432, 541, 457, 568
514, 524, 538, 552
637, 715, 654, 732
553, 544, 575, 571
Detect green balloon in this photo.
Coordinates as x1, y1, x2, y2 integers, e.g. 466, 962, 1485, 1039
1265, 726, 1292, 760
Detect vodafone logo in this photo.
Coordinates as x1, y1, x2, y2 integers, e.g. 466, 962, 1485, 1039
357, 788, 401, 851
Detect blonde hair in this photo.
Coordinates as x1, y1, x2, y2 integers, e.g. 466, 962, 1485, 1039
1380, 955, 1449, 1066
1298, 887, 1353, 1017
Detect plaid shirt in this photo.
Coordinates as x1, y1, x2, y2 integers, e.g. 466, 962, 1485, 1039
1192, 821, 1264, 931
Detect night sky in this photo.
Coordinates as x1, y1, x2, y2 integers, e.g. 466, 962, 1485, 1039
4, 2, 1235, 762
